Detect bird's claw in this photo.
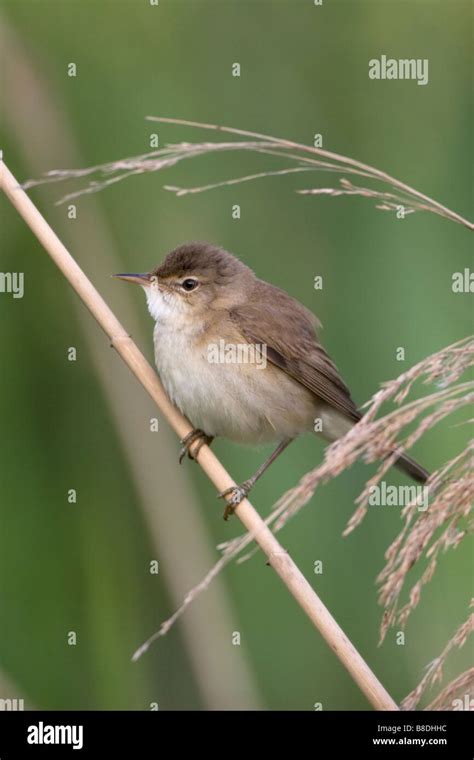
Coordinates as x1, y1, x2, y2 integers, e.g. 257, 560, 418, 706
218, 481, 251, 520
179, 429, 212, 464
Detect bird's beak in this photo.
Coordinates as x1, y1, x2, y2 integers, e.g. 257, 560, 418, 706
112, 272, 152, 286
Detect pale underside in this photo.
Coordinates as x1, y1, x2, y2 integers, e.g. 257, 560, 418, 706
147, 285, 354, 446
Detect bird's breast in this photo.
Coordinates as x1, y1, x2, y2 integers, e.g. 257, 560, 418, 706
153, 322, 318, 444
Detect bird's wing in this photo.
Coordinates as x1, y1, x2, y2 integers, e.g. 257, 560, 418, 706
229, 280, 361, 423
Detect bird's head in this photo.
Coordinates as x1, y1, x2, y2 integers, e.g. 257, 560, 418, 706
114, 242, 253, 324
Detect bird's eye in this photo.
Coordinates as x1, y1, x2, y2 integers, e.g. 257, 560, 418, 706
181, 278, 198, 292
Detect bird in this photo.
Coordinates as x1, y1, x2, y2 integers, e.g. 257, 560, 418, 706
114, 241, 428, 519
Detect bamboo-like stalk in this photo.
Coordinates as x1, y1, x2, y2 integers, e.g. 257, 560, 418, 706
1, 159, 398, 711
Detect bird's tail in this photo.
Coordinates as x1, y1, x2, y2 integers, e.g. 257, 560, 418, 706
317, 409, 430, 483
393, 451, 429, 483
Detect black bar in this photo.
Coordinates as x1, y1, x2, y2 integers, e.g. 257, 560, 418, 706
0, 709, 470, 757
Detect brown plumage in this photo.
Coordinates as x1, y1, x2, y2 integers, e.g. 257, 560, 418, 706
115, 241, 429, 511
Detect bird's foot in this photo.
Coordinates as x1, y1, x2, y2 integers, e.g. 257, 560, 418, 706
179, 429, 213, 464
218, 479, 252, 520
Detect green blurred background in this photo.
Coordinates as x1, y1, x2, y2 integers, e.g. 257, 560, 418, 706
0, 0, 471, 710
